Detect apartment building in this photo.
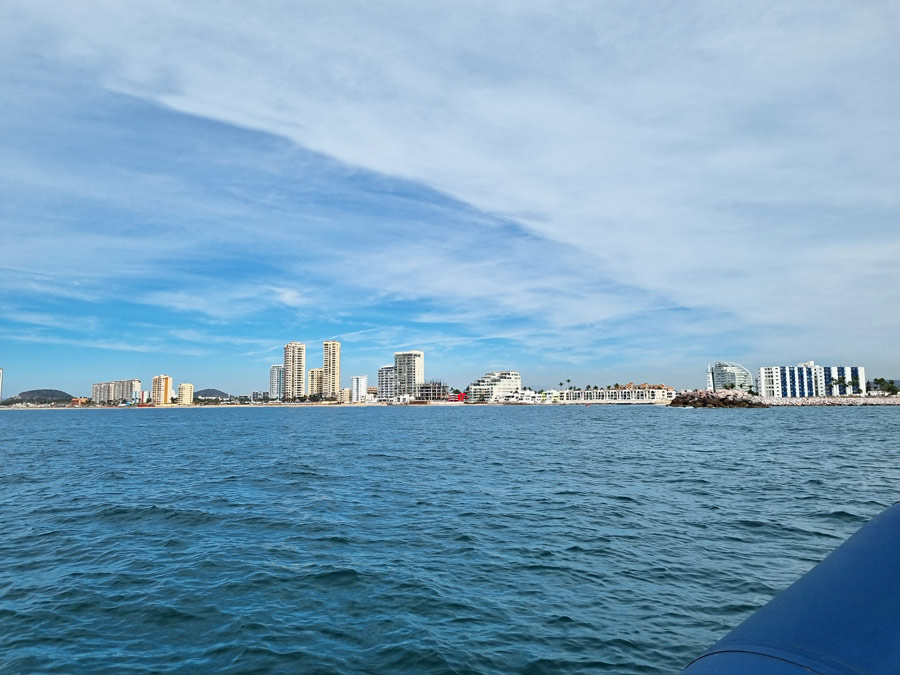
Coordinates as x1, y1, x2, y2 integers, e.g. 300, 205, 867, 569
308, 368, 324, 397
377, 365, 396, 401
176, 383, 194, 405
758, 361, 866, 398
394, 351, 424, 398
283, 341, 306, 400
323, 341, 341, 399
269, 364, 284, 400
151, 374, 173, 406
351, 375, 368, 403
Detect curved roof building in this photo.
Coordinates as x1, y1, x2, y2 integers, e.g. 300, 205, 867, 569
706, 362, 753, 392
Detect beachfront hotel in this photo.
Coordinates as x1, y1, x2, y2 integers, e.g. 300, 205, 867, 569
176, 383, 194, 406
323, 341, 341, 399
758, 361, 867, 398
394, 351, 424, 398
283, 341, 306, 400
706, 362, 753, 392
151, 374, 173, 406
269, 364, 283, 401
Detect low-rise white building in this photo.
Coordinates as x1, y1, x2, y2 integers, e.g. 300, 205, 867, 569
557, 385, 675, 404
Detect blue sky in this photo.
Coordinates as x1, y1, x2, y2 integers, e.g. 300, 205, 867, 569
1, 1, 898, 397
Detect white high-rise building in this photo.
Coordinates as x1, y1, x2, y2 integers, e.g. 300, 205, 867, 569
269, 364, 284, 400
323, 341, 341, 399
151, 374, 173, 406
706, 362, 753, 392
758, 361, 866, 398
467, 371, 522, 402
377, 365, 396, 401
177, 383, 194, 405
351, 375, 368, 403
283, 341, 306, 400
394, 351, 424, 398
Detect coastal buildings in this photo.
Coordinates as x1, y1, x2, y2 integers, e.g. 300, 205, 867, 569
706, 362, 753, 392
269, 364, 283, 401
467, 371, 522, 402
377, 365, 396, 401
308, 368, 323, 397
283, 341, 306, 400
339, 388, 352, 404
91, 378, 142, 405
351, 375, 368, 402
151, 374, 173, 406
323, 341, 341, 399
758, 361, 867, 398
394, 351, 424, 398
176, 383, 194, 405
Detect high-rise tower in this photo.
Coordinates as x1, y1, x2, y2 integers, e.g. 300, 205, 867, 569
151, 374, 173, 406
269, 364, 284, 400
323, 340, 341, 399
394, 351, 424, 398
283, 341, 306, 400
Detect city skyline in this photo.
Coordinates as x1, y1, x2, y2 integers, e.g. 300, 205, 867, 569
2, 3, 898, 396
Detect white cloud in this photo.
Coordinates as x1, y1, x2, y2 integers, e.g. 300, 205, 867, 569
2, 1, 899, 380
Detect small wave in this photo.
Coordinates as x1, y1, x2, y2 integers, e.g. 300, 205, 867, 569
95, 504, 222, 528
307, 568, 364, 585
813, 510, 867, 523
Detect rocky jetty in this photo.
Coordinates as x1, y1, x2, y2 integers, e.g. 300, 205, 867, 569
670, 389, 768, 408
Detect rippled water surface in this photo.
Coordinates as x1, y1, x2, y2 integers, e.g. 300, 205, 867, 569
2, 405, 898, 673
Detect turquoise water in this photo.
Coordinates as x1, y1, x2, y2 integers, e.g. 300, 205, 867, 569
2, 405, 898, 673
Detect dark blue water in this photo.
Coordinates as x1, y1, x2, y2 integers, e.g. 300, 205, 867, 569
2, 405, 898, 673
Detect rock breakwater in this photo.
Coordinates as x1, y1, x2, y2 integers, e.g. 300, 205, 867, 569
763, 396, 900, 406
670, 390, 768, 408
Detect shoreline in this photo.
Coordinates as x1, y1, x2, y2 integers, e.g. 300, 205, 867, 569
3, 397, 900, 410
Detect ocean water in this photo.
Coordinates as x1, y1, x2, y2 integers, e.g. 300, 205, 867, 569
1, 405, 898, 673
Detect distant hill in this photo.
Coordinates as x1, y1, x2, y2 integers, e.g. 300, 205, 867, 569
4, 389, 73, 403
195, 388, 231, 399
